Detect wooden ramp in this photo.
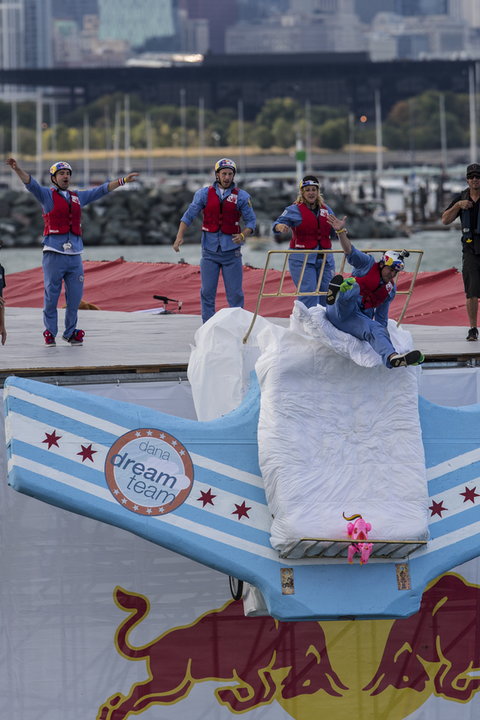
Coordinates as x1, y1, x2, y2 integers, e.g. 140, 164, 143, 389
0, 308, 202, 382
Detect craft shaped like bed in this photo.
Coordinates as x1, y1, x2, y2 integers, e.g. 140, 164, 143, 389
255, 302, 429, 555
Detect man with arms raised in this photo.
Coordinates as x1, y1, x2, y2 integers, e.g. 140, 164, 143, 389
7, 157, 138, 346
173, 158, 256, 323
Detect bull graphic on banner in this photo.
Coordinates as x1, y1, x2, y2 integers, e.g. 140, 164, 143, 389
98, 572, 480, 720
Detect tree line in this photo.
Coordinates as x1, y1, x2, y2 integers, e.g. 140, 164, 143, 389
0, 90, 472, 155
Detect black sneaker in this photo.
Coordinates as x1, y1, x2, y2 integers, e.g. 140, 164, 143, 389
62, 329, 85, 345
389, 350, 424, 368
466, 327, 479, 341
326, 274, 344, 305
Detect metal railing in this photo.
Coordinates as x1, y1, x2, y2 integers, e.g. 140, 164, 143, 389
242, 247, 423, 344
280, 537, 427, 561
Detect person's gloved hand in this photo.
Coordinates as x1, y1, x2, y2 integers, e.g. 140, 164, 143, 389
339, 277, 356, 292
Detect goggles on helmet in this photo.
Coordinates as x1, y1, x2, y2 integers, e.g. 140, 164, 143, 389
382, 249, 409, 271
50, 161, 72, 176
215, 158, 236, 174
300, 178, 319, 189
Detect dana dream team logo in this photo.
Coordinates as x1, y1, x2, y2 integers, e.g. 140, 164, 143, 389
105, 428, 194, 515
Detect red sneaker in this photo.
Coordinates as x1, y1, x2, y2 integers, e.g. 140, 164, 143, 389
43, 330, 56, 347
63, 329, 85, 345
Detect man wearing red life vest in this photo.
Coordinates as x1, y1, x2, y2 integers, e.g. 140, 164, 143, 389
173, 158, 256, 323
325, 214, 424, 369
7, 157, 138, 346
272, 175, 336, 307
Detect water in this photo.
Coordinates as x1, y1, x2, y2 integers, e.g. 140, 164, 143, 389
1, 228, 461, 276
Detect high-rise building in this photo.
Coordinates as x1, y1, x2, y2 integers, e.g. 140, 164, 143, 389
354, 0, 395, 23
393, 0, 448, 14
454, 0, 480, 28
237, 0, 289, 21
25, 0, 53, 68
53, 19, 82, 67
51, 0, 98, 23
0, 1, 25, 69
179, 0, 237, 53
226, 0, 366, 55
356, 0, 448, 22
98, 0, 175, 49
0, 0, 53, 69
290, 0, 354, 13
178, 10, 209, 54
368, 7, 467, 61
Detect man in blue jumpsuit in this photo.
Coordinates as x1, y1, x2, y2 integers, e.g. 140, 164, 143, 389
325, 214, 424, 369
7, 157, 138, 346
173, 158, 256, 323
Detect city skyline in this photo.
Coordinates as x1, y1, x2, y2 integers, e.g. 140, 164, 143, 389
1, 0, 480, 71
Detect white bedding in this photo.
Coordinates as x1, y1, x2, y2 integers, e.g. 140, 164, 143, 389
256, 302, 429, 552
187, 304, 429, 555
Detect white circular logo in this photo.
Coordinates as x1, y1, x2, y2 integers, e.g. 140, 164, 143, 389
105, 428, 194, 515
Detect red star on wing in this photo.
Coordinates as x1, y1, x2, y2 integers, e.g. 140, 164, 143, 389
77, 444, 97, 462
197, 488, 216, 507
460, 486, 479, 503
429, 500, 448, 517
42, 430, 62, 449
232, 501, 251, 520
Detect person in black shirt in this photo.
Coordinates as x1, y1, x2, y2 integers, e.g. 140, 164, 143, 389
442, 163, 480, 341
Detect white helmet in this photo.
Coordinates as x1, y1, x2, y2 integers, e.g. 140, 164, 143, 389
215, 158, 236, 174
382, 250, 409, 271
50, 161, 72, 177
300, 175, 320, 189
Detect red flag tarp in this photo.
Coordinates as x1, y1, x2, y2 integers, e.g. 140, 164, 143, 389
4, 259, 467, 326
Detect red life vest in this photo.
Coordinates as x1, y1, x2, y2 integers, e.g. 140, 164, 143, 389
43, 189, 82, 236
290, 203, 332, 250
202, 186, 241, 234
356, 262, 392, 309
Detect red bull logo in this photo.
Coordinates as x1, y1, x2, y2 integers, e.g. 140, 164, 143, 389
97, 573, 480, 720
97, 588, 347, 719
364, 572, 480, 701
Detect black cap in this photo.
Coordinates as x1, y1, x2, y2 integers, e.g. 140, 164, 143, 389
467, 163, 480, 175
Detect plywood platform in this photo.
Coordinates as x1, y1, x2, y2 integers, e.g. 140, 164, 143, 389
0, 308, 479, 383
407, 323, 480, 364
0, 308, 203, 382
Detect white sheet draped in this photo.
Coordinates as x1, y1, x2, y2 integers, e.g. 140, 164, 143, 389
188, 304, 430, 552
256, 303, 429, 550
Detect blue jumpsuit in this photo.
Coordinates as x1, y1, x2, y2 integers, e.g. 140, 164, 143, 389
325, 246, 398, 368
272, 203, 336, 308
180, 181, 256, 323
25, 177, 109, 339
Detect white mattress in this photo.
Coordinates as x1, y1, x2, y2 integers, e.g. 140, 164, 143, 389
187, 304, 430, 554
255, 303, 429, 552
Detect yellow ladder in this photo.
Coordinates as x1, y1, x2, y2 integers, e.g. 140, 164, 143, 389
243, 247, 424, 343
